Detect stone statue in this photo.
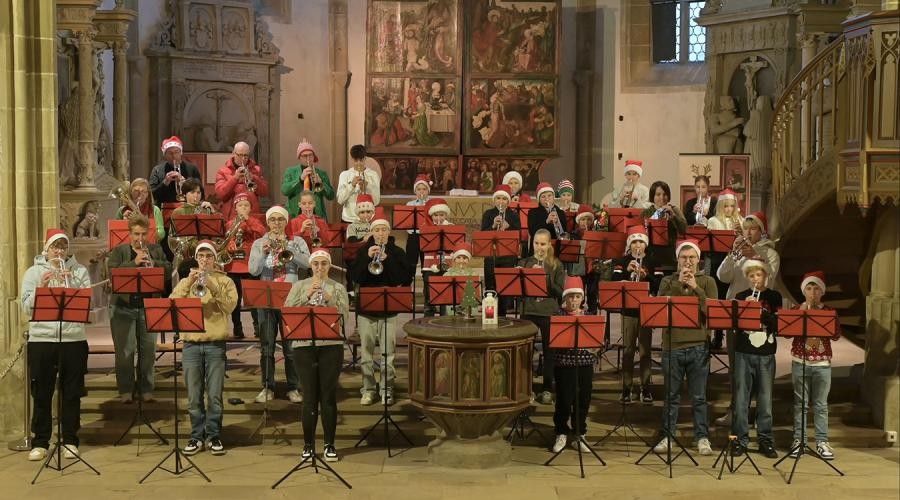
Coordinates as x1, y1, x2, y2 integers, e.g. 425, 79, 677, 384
743, 95, 774, 186
710, 96, 745, 154
740, 55, 768, 109
58, 83, 80, 188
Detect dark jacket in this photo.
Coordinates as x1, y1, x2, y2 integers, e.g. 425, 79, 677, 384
517, 256, 565, 317
106, 242, 172, 307
733, 287, 781, 356
612, 253, 658, 316
527, 203, 568, 245
481, 207, 521, 268
148, 160, 202, 205
350, 236, 415, 317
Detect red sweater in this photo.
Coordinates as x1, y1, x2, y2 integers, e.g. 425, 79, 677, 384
790, 304, 841, 363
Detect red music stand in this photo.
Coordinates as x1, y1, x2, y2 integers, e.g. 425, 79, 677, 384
241, 280, 293, 309
342, 239, 368, 264
544, 314, 607, 475
108, 220, 158, 248
392, 205, 428, 231
428, 276, 482, 308
319, 227, 344, 249
646, 219, 669, 246
583, 231, 626, 260
599, 281, 650, 311
564, 211, 578, 234
556, 240, 583, 263
420, 225, 466, 253
510, 201, 538, 243
710, 230, 737, 253
707, 299, 762, 331
171, 213, 226, 239
140, 297, 209, 484
494, 268, 549, 298
686, 227, 713, 253
472, 231, 520, 258
607, 208, 643, 233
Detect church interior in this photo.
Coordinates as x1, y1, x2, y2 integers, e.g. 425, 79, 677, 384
0, 0, 898, 497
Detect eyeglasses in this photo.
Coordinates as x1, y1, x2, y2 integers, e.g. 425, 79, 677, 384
234, 153, 250, 158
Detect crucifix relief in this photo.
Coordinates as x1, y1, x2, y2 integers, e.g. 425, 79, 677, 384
740, 55, 768, 107
204, 90, 231, 144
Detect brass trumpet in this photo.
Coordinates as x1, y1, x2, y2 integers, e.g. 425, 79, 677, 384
731, 230, 752, 259
242, 166, 257, 193
494, 208, 506, 230
619, 183, 635, 207
304, 208, 322, 248
191, 269, 208, 297
48, 257, 71, 288
368, 243, 386, 275
173, 162, 185, 201
270, 236, 294, 266
136, 240, 153, 268
308, 159, 324, 193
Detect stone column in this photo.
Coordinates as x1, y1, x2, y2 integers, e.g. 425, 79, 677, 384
573, 1, 597, 200
798, 33, 819, 171
75, 29, 97, 189
330, 0, 351, 223
112, 40, 129, 181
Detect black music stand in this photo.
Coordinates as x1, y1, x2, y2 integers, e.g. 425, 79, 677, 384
110, 267, 169, 453
393, 206, 428, 319
354, 286, 415, 457
544, 315, 607, 478
272, 306, 351, 490
30, 287, 100, 484
706, 299, 763, 479
241, 279, 294, 447
139, 297, 209, 483
773, 308, 844, 484
594, 281, 651, 454
634, 296, 701, 478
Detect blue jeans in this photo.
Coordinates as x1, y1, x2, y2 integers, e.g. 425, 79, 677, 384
183, 341, 226, 441
110, 305, 157, 396
792, 362, 831, 443
258, 309, 299, 391
732, 351, 775, 447
661, 344, 709, 439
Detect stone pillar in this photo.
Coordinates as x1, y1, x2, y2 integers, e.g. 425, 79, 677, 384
798, 33, 819, 171
329, 0, 350, 223
573, 1, 597, 199
112, 40, 129, 181
75, 29, 97, 189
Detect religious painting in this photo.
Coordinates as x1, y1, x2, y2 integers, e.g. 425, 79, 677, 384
458, 351, 483, 399
374, 155, 460, 194
516, 345, 531, 398
366, 76, 461, 154
466, 0, 559, 74
411, 345, 426, 396
367, 0, 460, 74
678, 154, 751, 215
466, 78, 557, 154
431, 349, 452, 398
461, 157, 546, 193
489, 350, 510, 399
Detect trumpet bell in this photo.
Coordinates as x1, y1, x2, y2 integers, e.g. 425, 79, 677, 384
277, 249, 294, 265
311, 237, 322, 248
191, 282, 207, 297
368, 261, 384, 275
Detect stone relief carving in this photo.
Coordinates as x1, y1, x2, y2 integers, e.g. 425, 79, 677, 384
189, 5, 215, 51
152, 0, 177, 50
710, 96, 745, 154
222, 8, 248, 53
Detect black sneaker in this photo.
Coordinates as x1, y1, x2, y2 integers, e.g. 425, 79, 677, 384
711, 331, 724, 350
759, 442, 778, 459
731, 443, 746, 457
640, 387, 653, 404
324, 444, 339, 462
183, 438, 203, 456
301, 445, 314, 460
207, 437, 225, 456
619, 387, 632, 404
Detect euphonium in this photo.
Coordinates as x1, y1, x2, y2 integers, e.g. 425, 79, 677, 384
216, 215, 247, 265
367, 243, 386, 275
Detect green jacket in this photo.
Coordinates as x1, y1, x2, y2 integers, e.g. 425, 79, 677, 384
657, 272, 718, 351
281, 164, 335, 219
106, 242, 172, 307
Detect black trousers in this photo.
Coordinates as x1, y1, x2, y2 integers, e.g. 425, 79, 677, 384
553, 364, 593, 435
229, 273, 259, 334
293, 345, 343, 446
28, 341, 88, 449
484, 256, 516, 317
523, 315, 554, 392
405, 232, 423, 270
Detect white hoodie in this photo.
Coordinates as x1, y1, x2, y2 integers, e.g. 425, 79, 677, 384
20, 254, 91, 342
716, 238, 780, 299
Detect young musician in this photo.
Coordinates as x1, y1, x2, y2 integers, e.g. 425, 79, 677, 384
502, 170, 532, 202
214, 141, 269, 222
282, 139, 335, 219
731, 259, 782, 458
421, 197, 452, 316
116, 177, 165, 241
169, 178, 217, 279
528, 182, 568, 247
607, 159, 650, 209
248, 206, 311, 404
344, 194, 376, 295
556, 179, 580, 212
551, 276, 596, 453
336, 144, 381, 224
288, 190, 331, 249
148, 136, 202, 206
789, 271, 841, 460
224, 193, 265, 338
705, 189, 741, 349
107, 216, 171, 403
285, 250, 349, 462
641, 180, 687, 275
444, 243, 476, 277
569, 205, 597, 314
404, 174, 432, 271
613, 226, 656, 404
684, 175, 717, 227
520, 229, 566, 405
350, 215, 415, 406
653, 239, 717, 457
170, 241, 238, 456
481, 184, 520, 317
21, 229, 92, 461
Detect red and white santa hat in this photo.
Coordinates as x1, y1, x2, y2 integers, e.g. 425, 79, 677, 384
575, 204, 594, 224
43, 228, 69, 252
717, 188, 737, 203
741, 258, 769, 275
413, 174, 433, 191
426, 197, 450, 216
535, 182, 555, 199
233, 192, 251, 206
309, 249, 332, 264
502, 171, 523, 186
356, 194, 375, 212
801, 271, 826, 292
265, 205, 289, 220
745, 211, 768, 233
626, 225, 649, 247
370, 207, 391, 230
493, 184, 512, 200
675, 238, 702, 258
296, 138, 318, 162
562, 275, 584, 298
451, 242, 472, 260
160, 136, 183, 153
194, 239, 218, 259
623, 159, 643, 176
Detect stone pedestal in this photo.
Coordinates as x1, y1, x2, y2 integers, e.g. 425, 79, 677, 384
427, 431, 511, 469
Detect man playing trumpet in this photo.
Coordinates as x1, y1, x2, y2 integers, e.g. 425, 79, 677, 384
282, 139, 335, 220
149, 136, 201, 205
215, 141, 269, 222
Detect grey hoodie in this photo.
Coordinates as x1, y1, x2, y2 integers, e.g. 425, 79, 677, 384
20, 255, 92, 342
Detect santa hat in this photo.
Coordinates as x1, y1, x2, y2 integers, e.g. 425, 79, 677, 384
675, 238, 701, 258
295, 138, 318, 162
233, 192, 251, 206
623, 159, 643, 176
741, 258, 769, 276
557, 179, 575, 196
717, 189, 737, 203
493, 184, 512, 200
626, 225, 649, 247
160, 136, 183, 153
575, 204, 594, 224
265, 205, 289, 220
502, 171, 523, 186
43, 229, 69, 252
426, 197, 450, 217
745, 211, 768, 233
309, 249, 332, 264
370, 207, 390, 230
194, 239, 218, 259
413, 174, 433, 191
535, 182, 555, 199
562, 276, 584, 298
451, 242, 472, 260
356, 194, 375, 212
801, 271, 826, 292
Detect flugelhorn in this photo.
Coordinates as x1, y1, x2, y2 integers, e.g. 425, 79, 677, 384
242, 165, 257, 193
368, 243, 386, 275
48, 257, 71, 288
730, 230, 752, 259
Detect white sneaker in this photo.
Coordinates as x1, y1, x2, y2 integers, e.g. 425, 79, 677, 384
653, 437, 671, 454
571, 435, 590, 452
698, 438, 713, 456
360, 393, 377, 406
254, 388, 274, 403
62, 445, 79, 459
715, 411, 731, 426
287, 390, 303, 403
816, 441, 835, 460
789, 439, 802, 457
28, 447, 47, 461
552, 434, 567, 453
